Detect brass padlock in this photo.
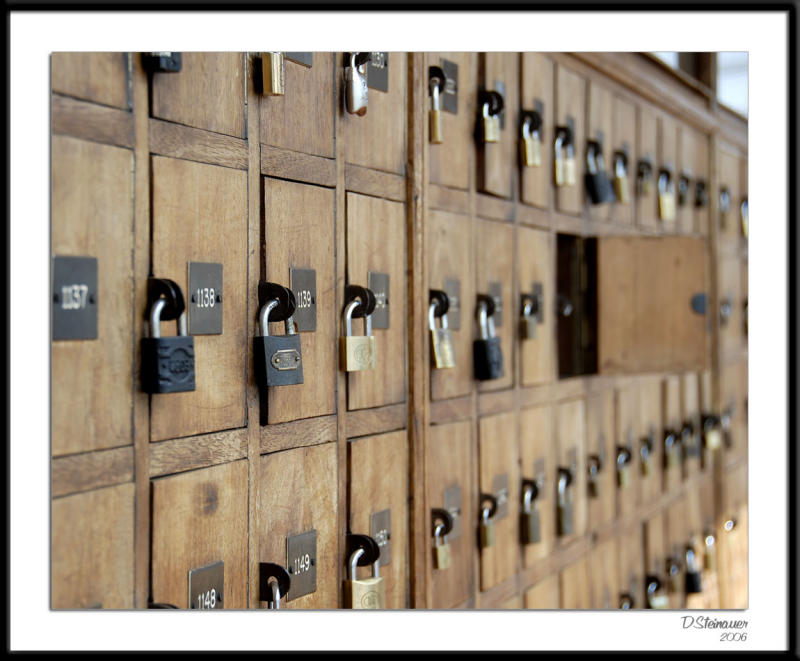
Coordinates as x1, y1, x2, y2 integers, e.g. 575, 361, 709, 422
666, 556, 682, 594
658, 169, 676, 221
344, 548, 385, 609
637, 160, 653, 196
261, 52, 285, 96
563, 141, 577, 186
740, 197, 749, 238
556, 468, 574, 536
664, 430, 681, 469
429, 296, 455, 369
479, 496, 497, 549
554, 128, 566, 186
432, 522, 452, 570
520, 480, 542, 545
339, 298, 376, 372
519, 288, 543, 340
613, 151, 630, 203
344, 52, 369, 116
719, 187, 731, 228
520, 111, 542, 167
481, 101, 500, 143
429, 66, 445, 145
640, 432, 654, 477
587, 455, 601, 499
646, 576, 670, 609
616, 446, 632, 488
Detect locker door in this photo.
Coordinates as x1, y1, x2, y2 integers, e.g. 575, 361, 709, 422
636, 103, 658, 231
520, 53, 554, 209
615, 386, 640, 520
676, 124, 695, 234
611, 95, 637, 227
657, 112, 679, 233
560, 556, 591, 609
638, 376, 663, 505
590, 540, 619, 609
616, 524, 644, 609
554, 64, 585, 215
586, 79, 614, 223
680, 372, 703, 480
478, 52, 518, 198
665, 495, 688, 609
519, 405, 555, 566
662, 376, 683, 492
586, 390, 616, 532
644, 511, 667, 609
693, 131, 711, 236
52, 52, 130, 109
556, 399, 586, 542
717, 253, 743, 356
524, 574, 560, 609
717, 143, 742, 241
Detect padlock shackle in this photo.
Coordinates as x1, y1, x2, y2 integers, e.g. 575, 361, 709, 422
149, 298, 167, 339
479, 493, 498, 521
349, 547, 365, 581
556, 467, 572, 495
521, 480, 538, 511
431, 507, 454, 536
616, 446, 632, 467
433, 522, 445, 545
269, 578, 281, 610
342, 299, 361, 338
258, 298, 280, 337
587, 454, 602, 475
646, 576, 663, 597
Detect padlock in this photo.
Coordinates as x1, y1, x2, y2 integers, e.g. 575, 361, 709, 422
616, 446, 632, 488
666, 556, 682, 594
646, 576, 670, 609
703, 531, 717, 572
640, 433, 654, 476
141, 296, 196, 394
339, 298, 376, 372
637, 160, 653, 196
554, 127, 566, 186
684, 546, 703, 594
702, 413, 722, 451
344, 52, 369, 116
261, 52, 285, 96
254, 299, 303, 388
473, 297, 503, 381
520, 480, 542, 545
563, 138, 577, 186
678, 173, 691, 207
519, 291, 542, 340
695, 179, 709, 208
720, 408, 733, 449
585, 140, 614, 204
681, 420, 700, 459
520, 111, 542, 167
556, 468, 574, 536
429, 297, 455, 369
429, 67, 445, 145
664, 429, 681, 469
612, 151, 630, 203
658, 169, 676, 221
481, 100, 500, 143
586, 455, 601, 499
432, 523, 452, 570
259, 562, 291, 611
618, 593, 634, 610
740, 197, 749, 238
142, 52, 182, 73
344, 548, 385, 609
479, 500, 496, 549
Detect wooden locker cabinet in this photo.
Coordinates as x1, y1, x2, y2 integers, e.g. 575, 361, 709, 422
150, 156, 248, 442
427, 52, 474, 192
345, 193, 407, 410
151, 460, 249, 609
636, 103, 658, 231
259, 52, 335, 159
555, 399, 586, 542
554, 64, 585, 215
151, 52, 246, 138
519, 405, 555, 566
347, 430, 409, 609
427, 420, 474, 609
524, 574, 560, 609
257, 444, 338, 609
586, 79, 614, 223
610, 94, 637, 228
51, 136, 135, 456
519, 53, 554, 210
52, 483, 135, 608
478, 52, 518, 199
52, 52, 130, 110
428, 210, 475, 401
560, 556, 591, 609
585, 390, 616, 532
638, 376, 663, 505
590, 539, 619, 609
262, 178, 336, 425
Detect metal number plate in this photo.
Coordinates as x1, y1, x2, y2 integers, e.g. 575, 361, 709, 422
290, 268, 316, 332
52, 256, 98, 341
534, 98, 544, 122
443, 278, 461, 330
367, 52, 389, 92
286, 529, 317, 601
441, 58, 458, 114
368, 271, 390, 330
370, 508, 391, 567
188, 262, 223, 335
489, 281, 503, 328
285, 52, 313, 67
189, 560, 224, 609
495, 80, 506, 130
493, 473, 509, 521
443, 483, 462, 541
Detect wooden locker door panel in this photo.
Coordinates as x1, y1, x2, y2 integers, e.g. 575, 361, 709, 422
257, 444, 338, 609
263, 179, 336, 424
638, 376, 663, 505
556, 399, 586, 542
345, 193, 407, 410
554, 64, 585, 215
428, 52, 474, 191
52, 483, 135, 608
742, 257, 749, 347
644, 511, 666, 583
151, 52, 246, 138
51, 136, 134, 456
666, 495, 688, 608
617, 524, 645, 609
428, 210, 475, 401
150, 156, 248, 441
590, 540, 619, 609
520, 53, 554, 209
637, 103, 658, 230
500, 595, 523, 609
348, 430, 409, 609
677, 124, 695, 234
720, 360, 746, 456
597, 237, 638, 374
151, 460, 248, 609
519, 405, 554, 566
739, 155, 749, 242
717, 144, 741, 240
260, 52, 335, 158
427, 420, 474, 609
586, 80, 614, 223
662, 376, 683, 492
657, 113, 679, 233
518, 226, 555, 386
524, 574, 560, 608
478, 412, 518, 591
693, 131, 711, 235
586, 390, 616, 531
51, 52, 129, 109
476, 218, 514, 392
560, 556, 591, 609
615, 386, 640, 520
479, 52, 518, 198
680, 372, 702, 480
341, 52, 407, 175
611, 95, 636, 227
718, 253, 742, 356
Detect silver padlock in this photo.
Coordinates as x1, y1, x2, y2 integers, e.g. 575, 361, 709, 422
267, 577, 282, 610
344, 52, 368, 116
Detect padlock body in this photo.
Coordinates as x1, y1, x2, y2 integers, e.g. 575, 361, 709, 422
262, 52, 285, 96
617, 466, 630, 488
554, 153, 565, 186
141, 336, 196, 394
430, 108, 443, 144
613, 175, 630, 203
483, 115, 500, 143
704, 547, 717, 572
479, 521, 495, 549
648, 593, 670, 609
705, 428, 722, 450
641, 458, 652, 476
433, 543, 452, 570
519, 317, 537, 340
558, 499, 574, 536
685, 570, 703, 594
339, 335, 376, 372
345, 576, 385, 609
563, 157, 577, 186
666, 447, 680, 468
520, 510, 542, 545
254, 334, 303, 388
659, 191, 676, 221
521, 136, 541, 167
473, 337, 504, 381
587, 477, 599, 499
431, 327, 456, 369
345, 66, 368, 116
585, 171, 614, 205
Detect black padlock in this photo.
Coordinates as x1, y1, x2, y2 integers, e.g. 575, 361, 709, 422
141, 293, 195, 394
142, 52, 182, 73
684, 546, 703, 594
473, 295, 503, 381
585, 140, 614, 204
254, 298, 304, 389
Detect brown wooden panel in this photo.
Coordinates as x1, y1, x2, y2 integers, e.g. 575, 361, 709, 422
680, 372, 702, 480
428, 52, 474, 191
478, 412, 518, 591
556, 398, 586, 541
428, 210, 475, 401
719, 360, 746, 455
479, 52, 518, 198
615, 385, 640, 520
657, 112, 679, 233
260, 52, 335, 158
427, 420, 474, 609
345, 193, 407, 410
560, 556, 591, 609
520, 53, 553, 209
500, 595, 523, 609
151, 52, 245, 138
596, 237, 637, 374
476, 218, 514, 392
638, 376, 663, 504
644, 511, 666, 577
665, 494, 687, 608
258, 443, 338, 608
51, 94, 135, 148
718, 252, 743, 355
519, 405, 554, 566
150, 156, 248, 441
589, 539, 618, 609
524, 574, 560, 609
51, 52, 129, 110
662, 376, 683, 492
52, 446, 134, 497
585, 390, 615, 531
717, 144, 742, 240
676, 123, 695, 234
611, 95, 636, 227
263, 178, 336, 424
637, 103, 658, 230
694, 131, 711, 236
616, 524, 644, 608
587, 80, 614, 223
554, 64, 585, 215
519, 226, 555, 386
341, 52, 407, 175
51, 136, 134, 456
348, 430, 409, 609
52, 483, 135, 608
151, 460, 248, 609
